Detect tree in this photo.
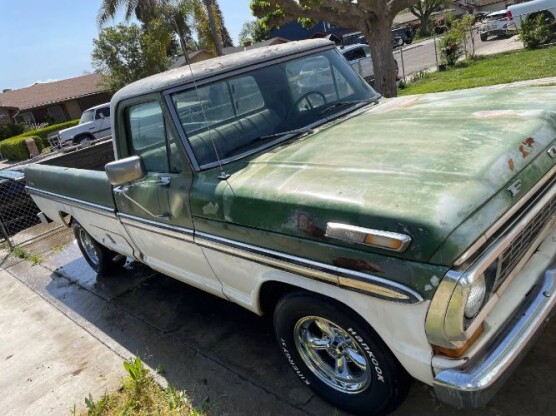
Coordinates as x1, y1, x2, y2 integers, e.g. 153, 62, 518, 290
92, 22, 172, 91
203, 0, 224, 55
409, 0, 450, 36
239, 20, 271, 45
251, 0, 419, 97
97, 0, 160, 26
159, 0, 195, 62
213, 1, 234, 47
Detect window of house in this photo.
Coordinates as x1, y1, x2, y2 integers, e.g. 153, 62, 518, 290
14, 112, 35, 124
47, 105, 67, 123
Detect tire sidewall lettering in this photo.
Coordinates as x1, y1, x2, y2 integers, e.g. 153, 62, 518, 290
348, 327, 386, 383
281, 338, 310, 385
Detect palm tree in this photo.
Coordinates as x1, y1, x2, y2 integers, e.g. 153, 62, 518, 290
97, 0, 160, 26
202, 0, 224, 56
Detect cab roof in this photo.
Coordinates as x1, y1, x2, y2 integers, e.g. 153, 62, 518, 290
112, 39, 334, 105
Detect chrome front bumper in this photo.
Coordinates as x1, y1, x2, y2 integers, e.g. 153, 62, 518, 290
433, 264, 556, 408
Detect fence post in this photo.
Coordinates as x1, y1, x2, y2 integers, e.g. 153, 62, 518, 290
433, 32, 439, 68
399, 44, 406, 82
0, 220, 14, 251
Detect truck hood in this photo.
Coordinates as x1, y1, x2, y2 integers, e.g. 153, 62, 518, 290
198, 86, 556, 264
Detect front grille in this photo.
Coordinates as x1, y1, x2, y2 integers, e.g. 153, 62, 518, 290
494, 194, 556, 290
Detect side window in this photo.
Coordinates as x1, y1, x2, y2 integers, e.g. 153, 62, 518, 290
126, 101, 168, 173
95, 107, 110, 119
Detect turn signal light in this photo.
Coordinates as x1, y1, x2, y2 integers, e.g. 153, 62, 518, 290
434, 324, 484, 359
326, 223, 412, 252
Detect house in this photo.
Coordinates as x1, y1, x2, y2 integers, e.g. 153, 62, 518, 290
0, 73, 111, 126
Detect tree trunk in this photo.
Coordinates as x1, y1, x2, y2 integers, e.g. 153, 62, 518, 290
203, 0, 223, 56
364, 17, 398, 98
419, 12, 432, 36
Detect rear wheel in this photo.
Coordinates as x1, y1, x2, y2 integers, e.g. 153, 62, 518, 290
274, 292, 410, 416
73, 222, 126, 275
73, 134, 94, 146
480, 33, 488, 41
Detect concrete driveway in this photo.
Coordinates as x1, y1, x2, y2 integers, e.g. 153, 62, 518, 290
1, 228, 555, 416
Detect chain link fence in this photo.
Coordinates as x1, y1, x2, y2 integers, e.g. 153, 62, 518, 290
392, 6, 556, 83
0, 138, 113, 251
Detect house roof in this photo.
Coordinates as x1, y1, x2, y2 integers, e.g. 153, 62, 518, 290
0, 73, 107, 111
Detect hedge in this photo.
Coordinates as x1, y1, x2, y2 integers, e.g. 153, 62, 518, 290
0, 119, 79, 161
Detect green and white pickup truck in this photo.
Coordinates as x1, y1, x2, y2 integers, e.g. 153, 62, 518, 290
26, 40, 556, 415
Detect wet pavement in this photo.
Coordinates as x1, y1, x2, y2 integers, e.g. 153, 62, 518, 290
1, 225, 555, 416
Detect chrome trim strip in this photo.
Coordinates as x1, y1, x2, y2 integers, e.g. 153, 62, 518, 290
455, 165, 556, 266
433, 268, 556, 408
26, 187, 115, 216
326, 222, 412, 252
195, 231, 423, 303
118, 213, 194, 242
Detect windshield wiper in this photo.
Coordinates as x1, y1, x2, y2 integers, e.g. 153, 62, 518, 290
319, 98, 378, 116
257, 127, 315, 141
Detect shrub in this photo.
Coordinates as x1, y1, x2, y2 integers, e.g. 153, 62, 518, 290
0, 123, 25, 141
16, 119, 79, 140
0, 119, 79, 161
0, 136, 40, 161
520, 14, 552, 49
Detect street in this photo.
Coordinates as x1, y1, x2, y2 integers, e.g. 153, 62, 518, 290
394, 32, 525, 78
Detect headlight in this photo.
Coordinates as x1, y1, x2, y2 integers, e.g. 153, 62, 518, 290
464, 274, 487, 319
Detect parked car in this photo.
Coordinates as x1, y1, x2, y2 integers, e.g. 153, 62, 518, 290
507, 0, 556, 29
479, 9, 518, 41
391, 25, 415, 45
338, 43, 399, 84
51, 103, 111, 147
0, 170, 40, 237
26, 39, 556, 416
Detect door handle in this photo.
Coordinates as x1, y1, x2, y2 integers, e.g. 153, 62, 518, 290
156, 176, 171, 187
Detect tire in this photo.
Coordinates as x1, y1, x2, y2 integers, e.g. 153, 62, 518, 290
73, 134, 94, 146
73, 222, 126, 275
274, 292, 410, 416
480, 34, 488, 41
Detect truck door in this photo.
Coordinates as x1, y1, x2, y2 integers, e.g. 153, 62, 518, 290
113, 98, 223, 298
94, 107, 111, 139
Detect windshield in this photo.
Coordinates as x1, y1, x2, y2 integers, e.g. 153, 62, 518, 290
79, 110, 94, 124
485, 12, 506, 21
171, 49, 378, 168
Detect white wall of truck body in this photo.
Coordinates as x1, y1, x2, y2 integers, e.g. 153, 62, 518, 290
507, 0, 556, 28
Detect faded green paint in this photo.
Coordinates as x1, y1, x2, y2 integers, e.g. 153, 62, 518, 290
25, 165, 115, 209
190, 86, 556, 273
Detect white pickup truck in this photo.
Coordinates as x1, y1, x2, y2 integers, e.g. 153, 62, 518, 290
507, 0, 556, 29
54, 103, 111, 147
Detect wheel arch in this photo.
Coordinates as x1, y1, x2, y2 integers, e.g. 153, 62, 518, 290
253, 274, 433, 385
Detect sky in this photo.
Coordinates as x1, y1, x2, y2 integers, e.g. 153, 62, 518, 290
0, 0, 254, 91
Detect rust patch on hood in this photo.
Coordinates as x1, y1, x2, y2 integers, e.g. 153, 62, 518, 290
297, 212, 326, 238
519, 137, 535, 158
508, 158, 515, 171
333, 257, 382, 274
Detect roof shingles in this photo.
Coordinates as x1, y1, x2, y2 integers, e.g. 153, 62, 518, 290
0, 73, 107, 111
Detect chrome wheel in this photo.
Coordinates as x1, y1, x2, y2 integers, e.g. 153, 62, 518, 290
293, 316, 371, 394
78, 228, 99, 266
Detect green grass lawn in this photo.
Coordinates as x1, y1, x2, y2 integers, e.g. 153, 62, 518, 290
399, 45, 556, 95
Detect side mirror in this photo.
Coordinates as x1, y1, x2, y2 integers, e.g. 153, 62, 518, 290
105, 156, 146, 186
